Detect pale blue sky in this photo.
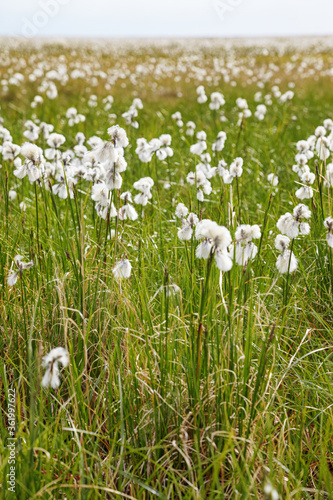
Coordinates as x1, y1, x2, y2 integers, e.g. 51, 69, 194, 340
1, 0, 333, 38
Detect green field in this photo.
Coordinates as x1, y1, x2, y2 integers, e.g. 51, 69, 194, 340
1, 38, 333, 499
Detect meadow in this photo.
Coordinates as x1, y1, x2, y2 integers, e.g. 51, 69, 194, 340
0, 37, 333, 499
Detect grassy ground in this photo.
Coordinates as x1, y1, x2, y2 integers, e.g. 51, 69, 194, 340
0, 39, 333, 499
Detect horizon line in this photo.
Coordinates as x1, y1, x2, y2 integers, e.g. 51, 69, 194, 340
1, 33, 333, 41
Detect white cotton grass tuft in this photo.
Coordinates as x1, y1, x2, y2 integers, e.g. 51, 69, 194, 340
196, 86, 207, 104
171, 111, 183, 127
280, 90, 294, 103
177, 212, 199, 241
119, 191, 138, 221
175, 203, 188, 219
23, 120, 40, 142
212, 131, 227, 152
2, 142, 21, 161
325, 163, 333, 187
274, 234, 290, 252
133, 177, 154, 206
87, 124, 129, 216
196, 154, 216, 180
195, 220, 216, 241
236, 97, 248, 110
195, 219, 233, 271
196, 239, 213, 259
267, 173, 278, 186
122, 104, 139, 129
190, 130, 207, 155
209, 92, 225, 110
186, 168, 212, 201
277, 204, 311, 239
275, 234, 298, 274
107, 125, 129, 149
186, 121, 196, 136
295, 171, 315, 200
195, 220, 232, 248
217, 156, 244, 184
254, 104, 267, 120
112, 259, 132, 280
94, 140, 118, 163
316, 136, 330, 161
233, 224, 261, 266
229, 157, 243, 178
7, 255, 34, 287
276, 251, 298, 274
156, 134, 173, 160
47, 133, 66, 149
7, 273, 19, 287
214, 248, 233, 271
236, 97, 252, 125
42, 347, 69, 389
8, 189, 17, 200
178, 222, 192, 241
263, 481, 279, 500
235, 224, 261, 243
91, 182, 110, 207
21, 142, 43, 163
135, 138, 161, 163
234, 242, 258, 266
324, 217, 333, 247
14, 142, 45, 183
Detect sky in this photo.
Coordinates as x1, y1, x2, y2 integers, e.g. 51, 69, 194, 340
1, 0, 333, 39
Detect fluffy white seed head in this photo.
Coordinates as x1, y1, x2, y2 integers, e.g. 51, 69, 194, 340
175, 203, 188, 219
215, 248, 233, 271
196, 239, 213, 259
275, 234, 290, 251
267, 173, 278, 186
47, 133, 66, 149
94, 141, 118, 163
276, 251, 298, 274
107, 125, 129, 148
42, 347, 69, 389
195, 220, 232, 249
178, 221, 192, 241
235, 242, 258, 266
293, 204, 311, 220
21, 142, 43, 163
112, 259, 132, 280
324, 216, 333, 232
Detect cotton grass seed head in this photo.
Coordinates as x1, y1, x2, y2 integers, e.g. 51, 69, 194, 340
277, 204, 311, 238
195, 220, 233, 270
42, 347, 69, 389
7, 255, 34, 287
175, 203, 188, 219
112, 259, 132, 280
276, 250, 298, 274
275, 234, 290, 252
324, 217, 333, 247
47, 133, 66, 149
107, 125, 129, 148
21, 142, 43, 163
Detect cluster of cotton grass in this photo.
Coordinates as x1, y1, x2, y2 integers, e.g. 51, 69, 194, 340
6, 103, 331, 399
2, 39, 333, 499
176, 202, 261, 269
5, 106, 332, 300
135, 134, 173, 163
291, 118, 333, 248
